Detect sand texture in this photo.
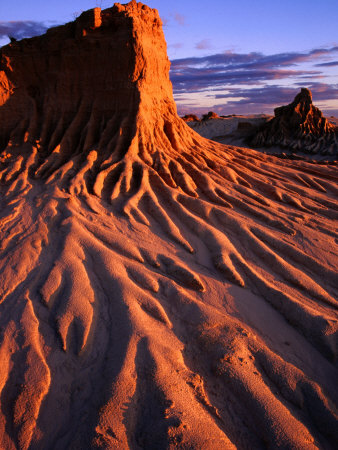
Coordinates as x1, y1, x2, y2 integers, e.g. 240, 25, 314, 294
0, 2, 337, 449
187, 115, 271, 147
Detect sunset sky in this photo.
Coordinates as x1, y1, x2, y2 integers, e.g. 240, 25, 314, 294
1, 0, 337, 116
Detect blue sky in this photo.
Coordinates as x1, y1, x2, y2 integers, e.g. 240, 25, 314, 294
1, 0, 337, 116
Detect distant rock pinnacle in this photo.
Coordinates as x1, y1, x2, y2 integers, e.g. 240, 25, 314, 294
251, 88, 337, 155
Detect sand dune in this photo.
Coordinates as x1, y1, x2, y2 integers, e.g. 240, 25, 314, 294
0, 2, 337, 448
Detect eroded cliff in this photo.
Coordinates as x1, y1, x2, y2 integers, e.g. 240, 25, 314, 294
251, 88, 338, 154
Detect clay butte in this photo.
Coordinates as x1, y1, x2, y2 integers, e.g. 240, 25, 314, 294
0, 1, 189, 182
0, 2, 337, 449
251, 88, 338, 154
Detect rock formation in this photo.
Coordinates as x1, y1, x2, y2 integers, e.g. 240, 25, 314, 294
202, 110, 219, 121
0, 2, 182, 177
0, 3, 337, 449
250, 88, 338, 154
181, 114, 200, 122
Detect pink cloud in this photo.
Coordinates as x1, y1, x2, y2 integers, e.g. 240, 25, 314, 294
173, 13, 185, 26
195, 39, 212, 50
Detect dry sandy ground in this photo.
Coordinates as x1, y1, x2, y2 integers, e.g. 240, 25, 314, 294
187, 115, 270, 142
328, 116, 338, 127
188, 116, 338, 161
0, 131, 337, 449
188, 115, 266, 133
0, 2, 337, 449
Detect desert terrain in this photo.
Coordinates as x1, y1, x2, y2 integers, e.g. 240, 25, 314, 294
0, 2, 337, 449
186, 90, 338, 162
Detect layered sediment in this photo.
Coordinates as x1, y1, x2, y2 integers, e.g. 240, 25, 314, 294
0, 3, 337, 449
0, 2, 182, 174
251, 88, 338, 154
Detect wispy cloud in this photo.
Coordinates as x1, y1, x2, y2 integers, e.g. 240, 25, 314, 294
170, 46, 338, 115
169, 43, 184, 50
175, 83, 338, 116
163, 12, 185, 29
173, 13, 185, 26
195, 39, 212, 50
171, 48, 338, 70
171, 66, 321, 93
161, 17, 169, 27
213, 83, 338, 104
171, 47, 338, 92
0, 21, 55, 41
315, 61, 338, 67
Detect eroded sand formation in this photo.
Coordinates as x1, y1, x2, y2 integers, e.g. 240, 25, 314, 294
0, 2, 337, 448
251, 88, 338, 155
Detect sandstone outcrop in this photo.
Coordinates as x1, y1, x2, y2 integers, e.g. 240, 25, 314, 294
202, 110, 219, 120
181, 113, 200, 122
0, 1, 182, 178
250, 88, 338, 154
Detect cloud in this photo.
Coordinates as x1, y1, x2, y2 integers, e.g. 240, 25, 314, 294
213, 86, 299, 103
294, 82, 338, 99
315, 61, 338, 67
170, 46, 338, 93
213, 84, 338, 104
170, 46, 338, 116
195, 39, 212, 50
171, 46, 338, 74
173, 13, 185, 26
171, 66, 321, 93
172, 50, 326, 70
161, 17, 169, 27
0, 21, 54, 41
175, 83, 338, 116
169, 43, 184, 50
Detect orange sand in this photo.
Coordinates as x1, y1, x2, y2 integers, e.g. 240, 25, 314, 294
0, 2, 337, 448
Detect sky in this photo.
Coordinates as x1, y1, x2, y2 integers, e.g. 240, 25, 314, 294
1, 0, 337, 116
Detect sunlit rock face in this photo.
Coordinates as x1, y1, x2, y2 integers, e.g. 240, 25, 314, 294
0, 2, 337, 449
0, 2, 177, 171
251, 88, 338, 154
